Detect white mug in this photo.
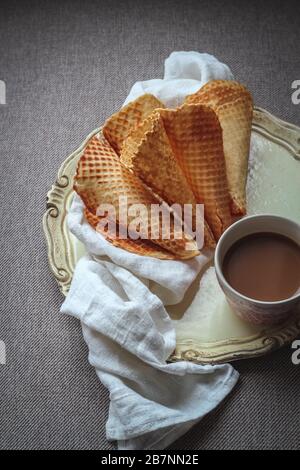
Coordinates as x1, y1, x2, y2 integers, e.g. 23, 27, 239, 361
214, 214, 300, 326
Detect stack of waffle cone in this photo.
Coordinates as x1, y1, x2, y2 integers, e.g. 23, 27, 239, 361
185, 80, 253, 215
74, 82, 253, 259
74, 136, 199, 259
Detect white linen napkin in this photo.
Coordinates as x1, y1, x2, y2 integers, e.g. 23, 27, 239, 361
61, 51, 239, 450
123, 51, 233, 108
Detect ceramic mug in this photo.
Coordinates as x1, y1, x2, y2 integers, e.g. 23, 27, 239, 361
214, 214, 300, 326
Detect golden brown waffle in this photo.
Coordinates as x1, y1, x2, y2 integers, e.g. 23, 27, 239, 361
159, 104, 232, 240
185, 80, 250, 107
121, 111, 196, 210
84, 208, 176, 259
74, 135, 200, 259
121, 111, 216, 248
103, 94, 165, 155
185, 80, 253, 215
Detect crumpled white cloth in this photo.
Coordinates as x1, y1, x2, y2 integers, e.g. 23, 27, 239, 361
123, 51, 233, 108
61, 51, 239, 450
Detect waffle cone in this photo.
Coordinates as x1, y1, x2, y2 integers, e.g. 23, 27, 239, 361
185, 80, 253, 215
74, 136, 199, 259
159, 104, 232, 240
121, 111, 215, 248
103, 94, 165, 155
121, 110, 196, 206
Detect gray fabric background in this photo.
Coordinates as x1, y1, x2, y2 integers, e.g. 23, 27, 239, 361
0, 0, 299, 450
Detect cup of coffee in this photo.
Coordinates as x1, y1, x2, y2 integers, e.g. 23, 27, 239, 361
214, 214, 300, 325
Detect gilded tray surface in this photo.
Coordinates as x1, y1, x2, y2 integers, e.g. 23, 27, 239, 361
43, 107, 300, 364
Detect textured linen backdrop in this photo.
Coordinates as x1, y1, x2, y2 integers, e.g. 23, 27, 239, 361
0, 0, 299, 450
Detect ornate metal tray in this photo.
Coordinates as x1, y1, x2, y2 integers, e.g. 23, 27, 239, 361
43, 107, 300, 364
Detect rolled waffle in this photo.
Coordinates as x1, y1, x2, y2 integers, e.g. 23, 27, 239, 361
103, 94, 165, 155
121, 111, 215, 248
159, 104, 232, 240
185, 80, 253, 215
84, 208, 176, 259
